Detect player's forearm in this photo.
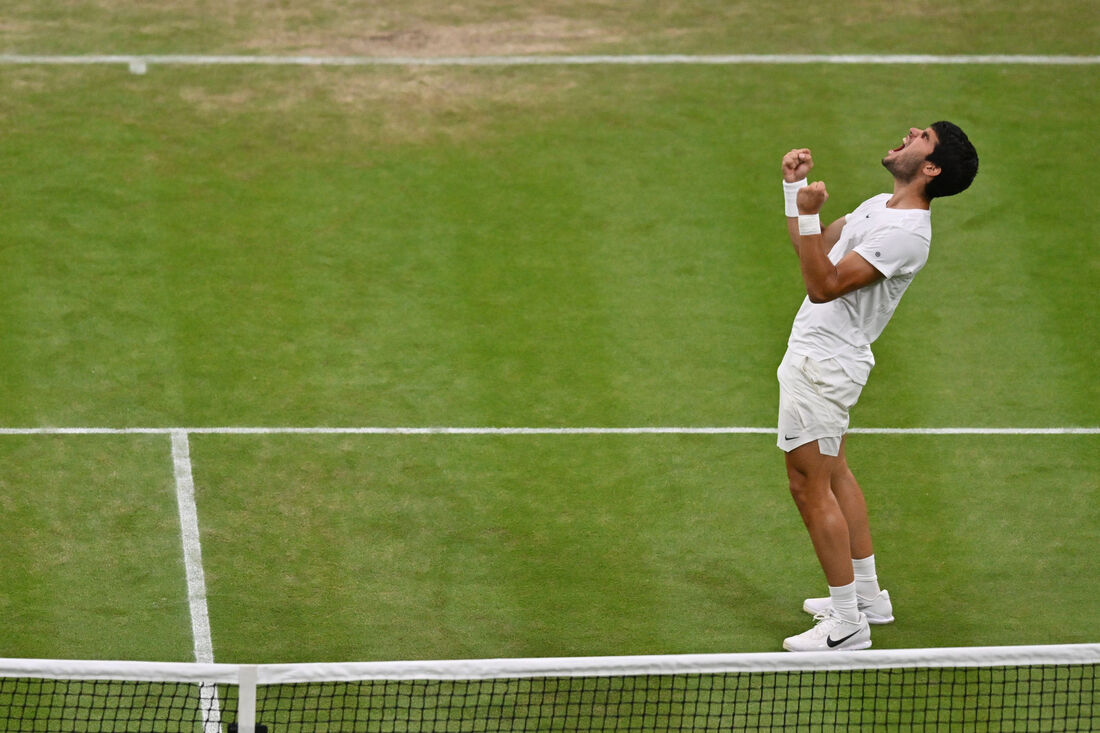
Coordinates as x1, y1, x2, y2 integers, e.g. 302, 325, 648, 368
796, 231, 838, 303
786, 217, 803, 254
790, 215, 846, 258
783, 176, 807, 254
793, 182, 838, 302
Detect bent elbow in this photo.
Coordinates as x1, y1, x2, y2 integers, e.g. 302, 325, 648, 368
806, 288, 835, 304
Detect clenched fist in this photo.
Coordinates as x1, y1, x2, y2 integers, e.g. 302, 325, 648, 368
796, 181, 828, 215
782, 148, 814, 183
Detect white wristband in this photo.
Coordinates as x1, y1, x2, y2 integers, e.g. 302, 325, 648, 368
798, 214, 822, 236
783, 178, 807, 217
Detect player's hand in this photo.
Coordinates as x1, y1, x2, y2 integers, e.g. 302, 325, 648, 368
796, 181, 828, 214
782, 148, 813, 182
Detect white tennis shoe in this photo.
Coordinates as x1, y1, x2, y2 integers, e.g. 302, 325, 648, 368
803, 589, 894, 624
783, 609, 871, 652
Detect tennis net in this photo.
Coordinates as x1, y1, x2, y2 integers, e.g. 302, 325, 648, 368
1, 644, 1096, 732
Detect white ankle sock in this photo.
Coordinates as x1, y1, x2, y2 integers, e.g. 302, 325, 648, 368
853, 555, 881, 600
828, 582, 860, 622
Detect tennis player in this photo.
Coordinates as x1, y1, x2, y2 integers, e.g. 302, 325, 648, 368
777, 122, 978, 651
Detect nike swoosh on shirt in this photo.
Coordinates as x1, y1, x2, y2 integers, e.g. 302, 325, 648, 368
827, 629, 862, 648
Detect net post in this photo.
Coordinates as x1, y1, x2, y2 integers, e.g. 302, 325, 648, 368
237, 664, 257, 731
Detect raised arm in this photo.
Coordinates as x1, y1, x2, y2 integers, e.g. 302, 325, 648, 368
782, 148, 845, 256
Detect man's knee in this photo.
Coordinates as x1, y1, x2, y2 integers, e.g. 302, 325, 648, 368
787, 467, 831, 512
785, 444, 835, 508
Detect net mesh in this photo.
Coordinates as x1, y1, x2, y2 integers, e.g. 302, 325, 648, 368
0, 679, 230, 732
257, 665, 1096, 732
1, 650, 1095, 732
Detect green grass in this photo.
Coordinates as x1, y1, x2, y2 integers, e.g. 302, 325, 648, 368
0, 64, 1096, 429
0, 0, 1097, 676
187, 434, 1097, 663
0, 436, 193, 660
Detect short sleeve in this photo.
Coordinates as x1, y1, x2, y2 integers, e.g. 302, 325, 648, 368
853, 226, 929, 279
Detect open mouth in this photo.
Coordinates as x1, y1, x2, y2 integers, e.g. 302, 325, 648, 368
889, 136, 908, 154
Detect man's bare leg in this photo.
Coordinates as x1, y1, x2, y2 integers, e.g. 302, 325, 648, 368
799, 436, 892, 623
785, 441, 853, 587
829, 437, 873, 560
782, 439, 872, 651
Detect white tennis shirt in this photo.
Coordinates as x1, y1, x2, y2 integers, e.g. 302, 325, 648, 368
787, 193, 931, 385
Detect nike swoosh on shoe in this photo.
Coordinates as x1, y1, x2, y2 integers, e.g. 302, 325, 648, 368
827, 629, 862, 648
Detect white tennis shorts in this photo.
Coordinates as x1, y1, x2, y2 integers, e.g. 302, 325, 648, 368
777, 350, 863, 457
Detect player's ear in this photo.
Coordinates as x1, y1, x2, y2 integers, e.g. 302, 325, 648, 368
922, 160, 942, 179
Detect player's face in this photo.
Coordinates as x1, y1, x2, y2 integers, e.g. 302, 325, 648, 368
881, 126, 939, 181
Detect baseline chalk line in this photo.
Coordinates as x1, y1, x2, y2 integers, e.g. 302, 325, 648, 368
1, 426, 1097, 436
0, 54, 1096, 74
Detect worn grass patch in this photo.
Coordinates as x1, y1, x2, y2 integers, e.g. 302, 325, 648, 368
2, 1, 1096, 54
2, 63, 584, 147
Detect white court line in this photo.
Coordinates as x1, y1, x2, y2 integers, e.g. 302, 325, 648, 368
170, 431, 220, 733
0, 54, 1097, 73
170, 431, 216, 661
0, 426, 1096, 435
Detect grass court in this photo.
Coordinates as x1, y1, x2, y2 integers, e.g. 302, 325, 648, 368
0, 2, 1096, 665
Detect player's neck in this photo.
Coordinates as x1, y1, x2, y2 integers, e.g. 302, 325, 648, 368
886, 179, 931, 210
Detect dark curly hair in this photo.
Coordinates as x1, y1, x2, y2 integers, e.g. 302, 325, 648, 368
925, 121, 979, 199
